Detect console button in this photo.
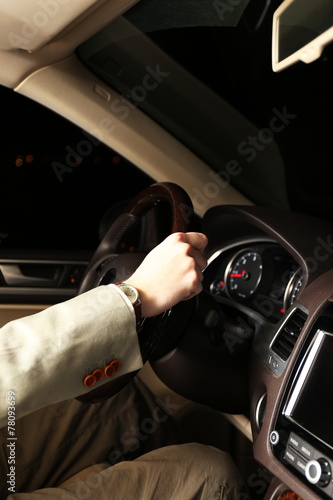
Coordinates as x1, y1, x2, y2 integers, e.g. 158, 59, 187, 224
317, 459, 332, 487
294, 455, 307, 476
305, 460, 322, 484
270, 431, 280, 445
305, 458, 332, 487
288, 432, 302, 451
284, 447, 298, 467
284, 445, 307, 477
288, 432, 314, 460
300, 442, 314, 460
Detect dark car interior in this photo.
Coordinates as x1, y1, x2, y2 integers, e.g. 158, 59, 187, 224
1, 1, 333, 499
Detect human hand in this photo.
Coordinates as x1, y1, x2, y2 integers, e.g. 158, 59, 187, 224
126, 232, 208, 317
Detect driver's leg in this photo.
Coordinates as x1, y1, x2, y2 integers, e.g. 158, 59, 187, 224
8, 443, 248, 500
0, 376, 182, 496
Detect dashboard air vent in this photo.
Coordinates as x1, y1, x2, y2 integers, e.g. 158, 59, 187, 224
272, 310, 307, 361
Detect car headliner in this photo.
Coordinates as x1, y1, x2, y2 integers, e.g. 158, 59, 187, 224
0, 0, 251, 216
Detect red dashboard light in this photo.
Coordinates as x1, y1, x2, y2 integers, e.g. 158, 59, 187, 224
277, 491, 302, 500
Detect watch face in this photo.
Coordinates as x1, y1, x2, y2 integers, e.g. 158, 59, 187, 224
119, 284, 139, 304
117, 283, 141, 323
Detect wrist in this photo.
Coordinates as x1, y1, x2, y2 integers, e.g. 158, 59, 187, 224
124, 279, 151, 318
115, 282, 142, 323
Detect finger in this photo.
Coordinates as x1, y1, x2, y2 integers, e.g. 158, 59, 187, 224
183, 264, 204, 301
182, 279, 203, 301
190, 247, 207, 272
196, 264, 204, 281
183, 232, 208, 253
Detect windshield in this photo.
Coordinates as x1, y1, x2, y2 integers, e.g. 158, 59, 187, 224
77, 0, 333, 221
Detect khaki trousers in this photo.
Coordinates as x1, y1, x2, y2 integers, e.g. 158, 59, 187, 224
0, 377, 247, 499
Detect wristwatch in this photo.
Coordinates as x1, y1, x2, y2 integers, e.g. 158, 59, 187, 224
116, 282, 142, 324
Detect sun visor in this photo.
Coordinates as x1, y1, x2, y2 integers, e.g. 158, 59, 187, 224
124, 0, 250, 32
0, 0, 101, 52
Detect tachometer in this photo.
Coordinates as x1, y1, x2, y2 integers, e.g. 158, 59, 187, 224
225, 249, 263, 300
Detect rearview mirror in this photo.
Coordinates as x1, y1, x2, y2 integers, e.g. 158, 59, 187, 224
272, 0, 333, 72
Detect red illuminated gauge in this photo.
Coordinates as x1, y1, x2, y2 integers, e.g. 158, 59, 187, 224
277, 490, 302, 500
225, 249, 263, 300
210, 279, 225, 296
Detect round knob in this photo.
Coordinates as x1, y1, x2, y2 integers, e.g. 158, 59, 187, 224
269, 430, 279, 446
305, 458, 331, 487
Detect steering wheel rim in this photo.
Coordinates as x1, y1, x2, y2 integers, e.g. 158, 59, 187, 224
76, 182, 194, 403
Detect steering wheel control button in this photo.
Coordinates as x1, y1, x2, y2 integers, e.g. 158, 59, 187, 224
84, 374, 96, 388
270, 431, 280, 446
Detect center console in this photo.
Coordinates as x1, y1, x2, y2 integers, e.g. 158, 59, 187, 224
270, 304, 333, 498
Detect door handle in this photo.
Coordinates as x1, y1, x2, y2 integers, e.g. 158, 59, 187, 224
0, 265, 59, 287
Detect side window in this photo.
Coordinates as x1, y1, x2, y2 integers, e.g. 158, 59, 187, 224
0, 87, 152, 250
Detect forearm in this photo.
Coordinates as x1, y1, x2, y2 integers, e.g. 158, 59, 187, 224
0, 286, 143, 427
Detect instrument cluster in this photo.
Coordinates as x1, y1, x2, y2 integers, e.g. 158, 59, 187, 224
205, 240, 303, 323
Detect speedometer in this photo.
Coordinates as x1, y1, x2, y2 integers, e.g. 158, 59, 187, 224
225, 249, 263, 300
283, 267, 303, 309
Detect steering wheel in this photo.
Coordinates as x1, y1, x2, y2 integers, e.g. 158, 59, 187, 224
76, 182, 194, 403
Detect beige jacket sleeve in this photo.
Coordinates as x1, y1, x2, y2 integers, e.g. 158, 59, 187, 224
0, 285, 143, 428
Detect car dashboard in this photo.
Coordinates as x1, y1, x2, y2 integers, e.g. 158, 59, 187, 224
152, 203, 333, 500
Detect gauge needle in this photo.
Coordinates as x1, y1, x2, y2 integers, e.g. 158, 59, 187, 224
230, 270, 246, 278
